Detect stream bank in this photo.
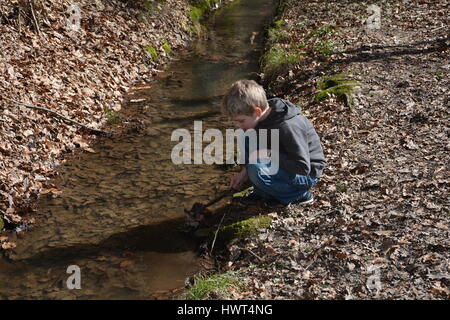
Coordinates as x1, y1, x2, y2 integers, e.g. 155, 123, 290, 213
0, 0, 279, 299
0, 0, 232, 235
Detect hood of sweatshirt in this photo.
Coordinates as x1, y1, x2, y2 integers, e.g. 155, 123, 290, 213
256, 98, 301, 128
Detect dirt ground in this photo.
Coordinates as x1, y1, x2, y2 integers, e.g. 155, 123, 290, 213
208, 0, 449, 300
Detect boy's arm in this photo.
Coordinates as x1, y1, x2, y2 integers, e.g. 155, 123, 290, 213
230, 167, 248, 190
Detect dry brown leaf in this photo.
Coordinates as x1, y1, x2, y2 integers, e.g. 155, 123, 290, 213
1, 242, 17, 250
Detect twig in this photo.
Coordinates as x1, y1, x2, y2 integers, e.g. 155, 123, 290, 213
209, 208, 228, 255
305, 249, 322, 270
240, 247, 264, 262
4, 98, 108, 135
204, 189, 235, 208
305, 237, 335, 270
28, 0, 41, 36
430, 25, 446, 33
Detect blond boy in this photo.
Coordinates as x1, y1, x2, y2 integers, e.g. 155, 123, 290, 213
222, 80, 326, 206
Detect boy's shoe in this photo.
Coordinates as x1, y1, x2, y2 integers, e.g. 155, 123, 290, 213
290, 192, 314, 206
237, 191, 266, 206
263, 198, 285, 209
264, 192, 314, 209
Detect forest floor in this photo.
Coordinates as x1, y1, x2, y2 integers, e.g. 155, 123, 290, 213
191, 0, 449, 300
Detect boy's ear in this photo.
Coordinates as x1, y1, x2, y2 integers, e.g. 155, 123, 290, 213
254, 107, 263, 117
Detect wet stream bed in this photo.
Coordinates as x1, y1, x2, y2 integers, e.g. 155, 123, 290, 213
0, 0, 277, 299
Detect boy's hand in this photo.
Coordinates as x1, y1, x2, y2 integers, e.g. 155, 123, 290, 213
230, 168, 248, 190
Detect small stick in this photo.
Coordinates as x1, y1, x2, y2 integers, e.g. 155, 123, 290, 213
240, 247, 263, 262
4, 98, 108, 135
209, 208, 228, 255
430, 25, 445, 32
28, 0, 41, 36
204, 189, 235, 208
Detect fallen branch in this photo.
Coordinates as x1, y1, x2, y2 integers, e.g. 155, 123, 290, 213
430, 25, 445, 32
240, 247, 264, 262
210, 208, 229, 255
4, 98, 108, 135
28, 0, 41, 36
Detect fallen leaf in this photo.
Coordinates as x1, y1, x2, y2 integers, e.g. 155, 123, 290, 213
374, 230, 395, 236
1, 242, 16, 250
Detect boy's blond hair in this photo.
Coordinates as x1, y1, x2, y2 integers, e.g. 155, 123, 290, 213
222, 80, 269, 116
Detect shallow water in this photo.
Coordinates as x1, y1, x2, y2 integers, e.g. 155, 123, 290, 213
0, 0, 276, 299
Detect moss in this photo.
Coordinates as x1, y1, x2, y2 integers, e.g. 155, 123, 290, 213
189, 0, 221, 22
143, 0, 164, 13
273, 19, 285, 29
189, 5, 203, 23
104, 107, 120, 124
188, 0, 224, 34
0, 216, 4, 231
292, 42, 306, 50
314, 73, 359, 107
162, 40, 172, 55
195, 215, 272, 243
184, 272, 242, 300
336, 183, 348, 192
263, 17, 300, 72
144, 45, 158, 61
267, 28, 286, 42
267, 19, 288, 41
310, 25, 338, 38
262, 44, 302, 76
314, 40, 336, 56
232, 186, 254, 199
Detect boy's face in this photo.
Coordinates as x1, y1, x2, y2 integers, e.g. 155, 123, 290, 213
230, 107, 265, 130
231, 113, 259, 130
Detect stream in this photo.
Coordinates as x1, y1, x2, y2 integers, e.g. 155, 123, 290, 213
0, 0, 277, 299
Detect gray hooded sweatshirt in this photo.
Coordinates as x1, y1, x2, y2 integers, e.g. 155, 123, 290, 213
253, 98, 326, 178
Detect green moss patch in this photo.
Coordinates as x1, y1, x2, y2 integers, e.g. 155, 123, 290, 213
189, 0, 224, 34
195, 215, 272, 243
184, 272, 242, 300
144, 44, 158, 61
162, 40, 172, 55
309, 25, 339, 38
267, 19, 288, 41
314, 73, 359, 107
314, 40, 336, 56
104, 107, 121, 124
262, 44, 302, 76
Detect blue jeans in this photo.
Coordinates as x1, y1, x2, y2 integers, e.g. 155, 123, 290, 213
246, 161, 319, 205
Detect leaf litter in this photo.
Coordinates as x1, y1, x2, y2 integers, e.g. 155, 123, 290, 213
206, 0, 449, 300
